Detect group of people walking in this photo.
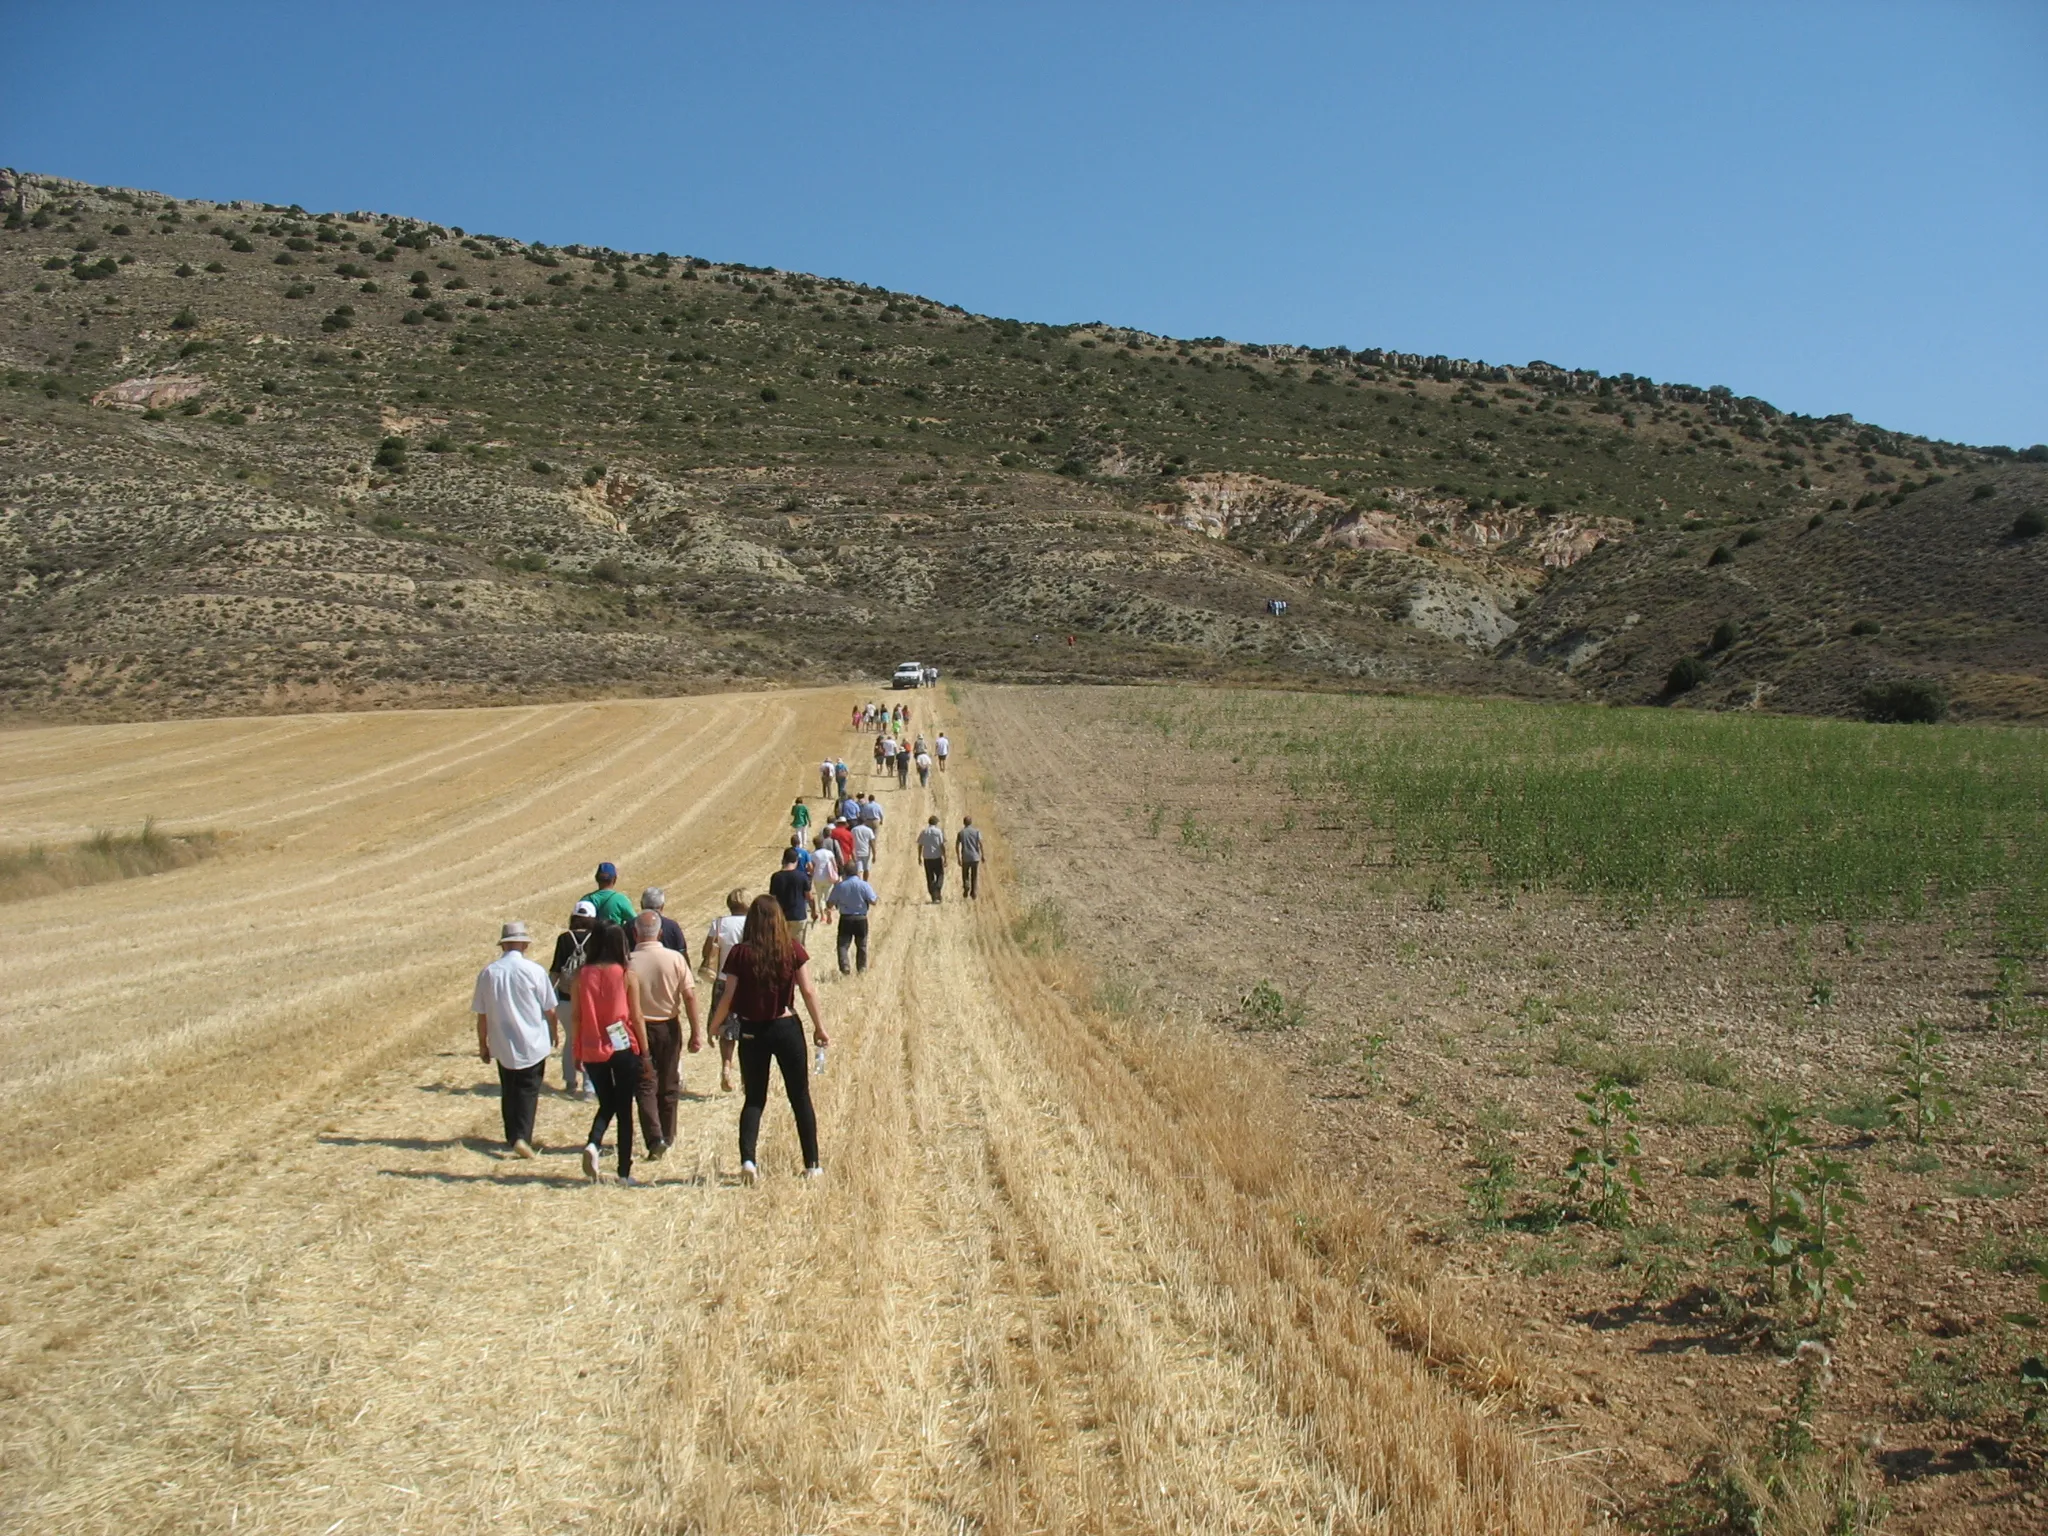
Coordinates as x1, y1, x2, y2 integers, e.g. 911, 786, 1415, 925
468, 707, 984, 1189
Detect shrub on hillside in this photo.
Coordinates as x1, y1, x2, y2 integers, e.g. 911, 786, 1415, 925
1708, 620, 1740, 653
1707, 545, 1734, 566
2013, 508, 2045, 539
373, 436, 407, 471
1861, 677, 1947, 725
1849, 619, 1882, 636
1665, 656, 1712, 696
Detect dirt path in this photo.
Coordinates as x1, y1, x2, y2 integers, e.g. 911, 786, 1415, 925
0, 691, 1580, 1535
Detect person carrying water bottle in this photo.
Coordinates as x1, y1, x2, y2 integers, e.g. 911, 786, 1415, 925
705, 894, 830, 1183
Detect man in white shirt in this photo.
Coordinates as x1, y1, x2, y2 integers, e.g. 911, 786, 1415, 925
471, 921, 560, 1158
700, 888, 749, 1093
851, 817, 877, 877
916, 815, 947, 902
934, 732, 949, 773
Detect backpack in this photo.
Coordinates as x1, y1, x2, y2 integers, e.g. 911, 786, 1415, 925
551, 928, 593, 998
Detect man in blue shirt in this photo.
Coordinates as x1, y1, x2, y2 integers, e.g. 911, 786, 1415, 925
825, 870, 880, 974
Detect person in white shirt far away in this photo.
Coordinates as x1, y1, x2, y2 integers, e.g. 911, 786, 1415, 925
472, 920, 561, 1158
934, 732, 949, 773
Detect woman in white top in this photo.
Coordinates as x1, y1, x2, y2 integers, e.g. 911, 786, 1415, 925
699, 887, 749, 1093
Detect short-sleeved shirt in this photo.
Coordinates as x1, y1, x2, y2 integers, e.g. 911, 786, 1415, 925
581, 888, 638, 928
811, 846, 840, 887
861, 801, 884, 828
936, 736, 949, 757
471, 949, 558, 1070
722, 940, 810, 1023
629, 941, 693, 1021
792, 803, 811, 828
705, 914, 746, 973
830, 825, 855, 863
957, 826, 984, 863
574, 963, 633, 1061
769, 867, 811, 922
827, 876, 879, 918
851, 823, 877, 861
649, 912, 686, 953
916, 825, 945, 860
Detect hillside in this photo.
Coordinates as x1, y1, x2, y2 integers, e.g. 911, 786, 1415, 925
3, 168, 2043, 720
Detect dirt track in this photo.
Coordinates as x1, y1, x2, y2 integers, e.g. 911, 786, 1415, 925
0, 690, 1579, 1534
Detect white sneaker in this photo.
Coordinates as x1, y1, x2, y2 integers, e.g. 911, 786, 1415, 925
617, 1174, 646, 1188
739, 1161, 758, 1186
581, 1144, 600, 1182
802, 1165, 823, 1181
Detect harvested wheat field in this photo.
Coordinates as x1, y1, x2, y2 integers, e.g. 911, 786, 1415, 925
0, 689, 1582, 1535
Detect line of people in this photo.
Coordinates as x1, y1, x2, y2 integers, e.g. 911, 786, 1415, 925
468, 725, 986, 1189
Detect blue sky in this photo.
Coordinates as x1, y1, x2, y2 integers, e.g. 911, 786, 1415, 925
8, 2, 2043, 447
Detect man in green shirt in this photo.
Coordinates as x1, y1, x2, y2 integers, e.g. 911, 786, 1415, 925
581, 862, 638, 929
791, 798, 812, 835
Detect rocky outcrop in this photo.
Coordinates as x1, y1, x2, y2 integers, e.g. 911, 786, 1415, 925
1148, 473, 1348, 542
92, 375, 207, 412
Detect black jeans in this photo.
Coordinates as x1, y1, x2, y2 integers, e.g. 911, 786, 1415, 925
836, 914, 870, 972
497, 1060, 545, 1146
923, 858, 946, 901
584, 1051, 641, 1176
960, 860, 980, 898
737, 1015, 819, 1169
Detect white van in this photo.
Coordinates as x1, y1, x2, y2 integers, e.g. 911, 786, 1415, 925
892, 661, 924, 690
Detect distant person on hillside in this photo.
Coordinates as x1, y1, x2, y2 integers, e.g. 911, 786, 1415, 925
956, 816, 984, 900
573, 922, 648, 1184
549, 901, 600, 1096
472, 920, 559, 1158
935, 732, 949, 773
630, 911, 700, 1159
850, 816, 877, 878
700, 889, 750, 1094
706, 894, 829, 1184
915, 747, 932, 787
581, 862, 638, 930
790, 797, 811, 837
849, 705, 862, 731
769, 846, 813, 947
896, 743, 911, 788
809, 833, 840, 924
834, 758, 849, 798
640, 886, 686, 953
917, 815, 946, 902
875, 734, 889, 776
820, 758, 836, 799
825, 866, 880, 973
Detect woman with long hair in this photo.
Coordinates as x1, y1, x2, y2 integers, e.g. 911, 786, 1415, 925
705, 893, 830, 1183
573, 921, 649, 1184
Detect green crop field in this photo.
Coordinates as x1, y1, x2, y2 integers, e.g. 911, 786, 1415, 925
1129, 689, 2048, 935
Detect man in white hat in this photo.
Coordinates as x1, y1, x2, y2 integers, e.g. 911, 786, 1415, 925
472, 921, 561, 1157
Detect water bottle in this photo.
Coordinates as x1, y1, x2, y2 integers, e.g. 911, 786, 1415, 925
814, 1046, 828, 1075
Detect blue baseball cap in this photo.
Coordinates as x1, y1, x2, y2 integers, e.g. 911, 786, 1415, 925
595, 861, 618, 881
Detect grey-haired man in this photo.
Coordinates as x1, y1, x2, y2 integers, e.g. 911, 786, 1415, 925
473, 921, 560, 1157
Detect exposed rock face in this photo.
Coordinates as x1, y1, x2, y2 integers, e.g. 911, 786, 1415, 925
91, 375, 207, 412
1149, 473, 1349, 542
1402, 577, 1519, 648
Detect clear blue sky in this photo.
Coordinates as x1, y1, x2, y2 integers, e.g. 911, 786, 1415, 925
8, 2, 2043, 447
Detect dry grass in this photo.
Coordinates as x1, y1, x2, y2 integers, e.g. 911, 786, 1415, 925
0, 689, 1586, 1534
0, 819, 226, 903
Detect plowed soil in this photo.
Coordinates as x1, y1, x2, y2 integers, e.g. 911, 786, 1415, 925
0, 690, 1582, 1534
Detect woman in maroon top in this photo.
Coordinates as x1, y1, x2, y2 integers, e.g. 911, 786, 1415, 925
573, 923, 649, 1183
705, 894, 830, 1183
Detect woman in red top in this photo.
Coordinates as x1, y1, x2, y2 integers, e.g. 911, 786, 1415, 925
705, 894, 830, 1184
573, 923, 648, 1183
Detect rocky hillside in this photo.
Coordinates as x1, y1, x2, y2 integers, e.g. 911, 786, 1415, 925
2, 169, 2042, 720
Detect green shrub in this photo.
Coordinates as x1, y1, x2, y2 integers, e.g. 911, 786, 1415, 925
2014, 508, 2046, 539
1238, 980, 1308, 1031
1861, 677, 1947, 724
1708, 620, 1739, 653
1665, 655, 1711, 695
1970, 483, 1996, 501
759, 385, 779, 402
1848, 619, 1881, 636
372, 436, 407, 471
169, 308, 197, 330
1736, 527, 1762, 547
528, 460, 553, 475
1707, 545, 1735, 566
